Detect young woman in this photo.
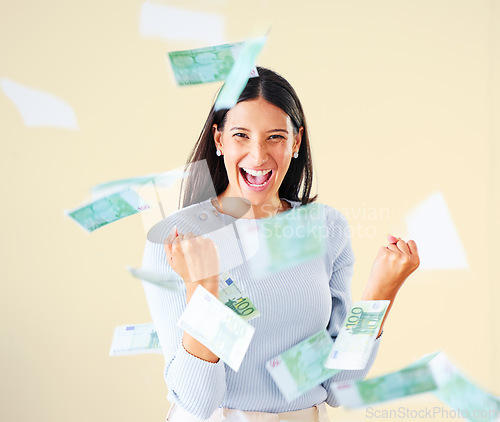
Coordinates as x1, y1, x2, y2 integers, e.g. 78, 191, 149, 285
141, 67, 420, 421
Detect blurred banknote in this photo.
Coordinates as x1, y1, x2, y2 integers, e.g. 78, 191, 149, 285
214, 35, 267, 110
127, 266, 178, 290
91, 169, 187, 199
331, 352, 451, 408
218, 272, 260, 321
178, 285, 255, 371
325, 300, 390, 370
238, 203, 326, 278
109, 323, 161, 356
168, 42, 258, 86
1, 78, 78, 130
140, 2, 225, 45
266, 330, 341, 402
433, 360, 500, 422
65, 189, 150, 232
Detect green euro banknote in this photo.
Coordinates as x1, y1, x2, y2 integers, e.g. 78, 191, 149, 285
218, 272, 260, 321
214, 35, 267, 110
237, 203, 327, 278
324, 300, 390, 370
126, 266, 179, 290
109, 323, 161, 356
330, 351, 450, 408
433, 360, 500, 422
178, 285, 255, 371
91, 168, 188, 199
65, 189, 150, 233
168, 41, 258, 86
266, 330, 341, 402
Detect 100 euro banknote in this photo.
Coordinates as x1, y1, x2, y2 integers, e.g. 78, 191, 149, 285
325, 300, 390, 370
266, 330, 340, 402
330, 351, 450, 408
214, 35, 267, 110
168, 41, 258, 86
65, 189, 150, 232
219, 272, 260, 321
433, 358, 500, 422
109, 323, 161, 356
178, 285, 255, 371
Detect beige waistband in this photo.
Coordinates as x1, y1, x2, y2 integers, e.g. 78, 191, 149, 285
167, 402, 331, 422
223, 403, 330, 421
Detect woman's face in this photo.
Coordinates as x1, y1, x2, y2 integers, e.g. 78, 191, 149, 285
213, 97, 302, 208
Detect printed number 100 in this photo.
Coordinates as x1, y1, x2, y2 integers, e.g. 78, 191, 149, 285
345, 307, 363, 329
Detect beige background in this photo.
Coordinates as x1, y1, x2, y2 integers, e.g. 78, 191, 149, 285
1, 0, 499, 421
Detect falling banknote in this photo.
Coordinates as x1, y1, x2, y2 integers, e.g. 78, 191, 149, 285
65, 189, 150, 232
266, 330, 341, 402
214, 35, 267, 111
91, 168, 188, 199
324, 300, 390, 370
433, 360, 500, 422
178, 285, 255, 371
218, 272, 260, 321
168, 41, 258, 86
109, 323, 161, 356
237, 203, 327, 278
127, 266, 179, 290
330, 351, 451, 408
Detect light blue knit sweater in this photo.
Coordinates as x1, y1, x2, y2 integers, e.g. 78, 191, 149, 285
141, 198, 381, 419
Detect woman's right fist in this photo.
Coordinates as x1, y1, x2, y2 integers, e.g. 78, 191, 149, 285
164, 228, 220, 296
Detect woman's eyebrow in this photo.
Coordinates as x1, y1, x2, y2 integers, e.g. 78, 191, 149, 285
229, 127, 288, 133
267, 129, 288, 133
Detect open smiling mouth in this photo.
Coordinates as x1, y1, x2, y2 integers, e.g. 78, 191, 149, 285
240, 167, 273, 188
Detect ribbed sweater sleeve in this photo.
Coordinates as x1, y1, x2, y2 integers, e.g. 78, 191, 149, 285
141, 234, 226, 419
321, 209, 382, 407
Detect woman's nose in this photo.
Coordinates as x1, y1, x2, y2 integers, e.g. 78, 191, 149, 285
249, 142, 268, 166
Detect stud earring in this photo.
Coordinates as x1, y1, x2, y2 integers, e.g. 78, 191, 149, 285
293, 151, 299, 159
216, 150, 222, 157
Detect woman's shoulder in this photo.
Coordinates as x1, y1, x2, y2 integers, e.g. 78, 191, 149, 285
146, 198, 217, 244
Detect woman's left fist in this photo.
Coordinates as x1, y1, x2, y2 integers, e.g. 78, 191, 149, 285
366, 235, 420, 298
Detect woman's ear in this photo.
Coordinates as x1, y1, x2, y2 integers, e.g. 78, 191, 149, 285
293, 126, 304, 154
213, 124, 223, 151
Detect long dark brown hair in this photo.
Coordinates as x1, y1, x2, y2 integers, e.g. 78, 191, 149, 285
181, 66, 316, 208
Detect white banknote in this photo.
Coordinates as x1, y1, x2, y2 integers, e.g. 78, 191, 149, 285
178, 285, 255, 371
109, 323, 162, 356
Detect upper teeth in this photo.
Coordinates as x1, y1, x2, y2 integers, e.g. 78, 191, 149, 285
242, 168, 272, 177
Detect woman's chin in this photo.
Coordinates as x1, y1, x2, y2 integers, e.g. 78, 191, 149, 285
240, 190, 277, 209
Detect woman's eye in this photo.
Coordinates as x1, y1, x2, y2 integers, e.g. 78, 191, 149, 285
234, 133, 248, 139
269, 134, 285, 142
